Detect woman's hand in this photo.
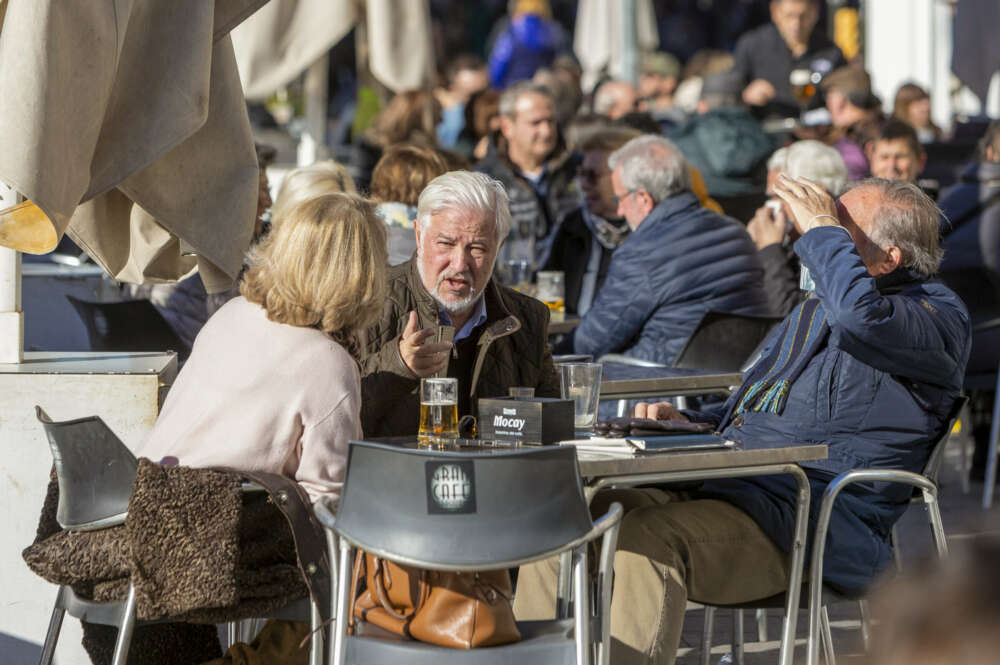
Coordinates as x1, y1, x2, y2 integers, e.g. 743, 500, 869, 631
773, 174, 840, 235
633, 401, 688, 421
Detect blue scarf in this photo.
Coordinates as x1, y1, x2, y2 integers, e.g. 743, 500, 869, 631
726, 296, 829, 419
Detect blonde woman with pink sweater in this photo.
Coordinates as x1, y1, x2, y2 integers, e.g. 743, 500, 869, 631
139, 193, 387, 504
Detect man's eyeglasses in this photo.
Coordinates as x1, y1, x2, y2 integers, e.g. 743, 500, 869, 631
577, 167, 609, 182
612, 189, 640, 206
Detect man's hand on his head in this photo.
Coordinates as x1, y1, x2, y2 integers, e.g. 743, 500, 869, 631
773, 174, 840, 235
633, 401, 689, 421
747, 203, 788, 250
398, 310, 452, 378
742, 79, 776, 106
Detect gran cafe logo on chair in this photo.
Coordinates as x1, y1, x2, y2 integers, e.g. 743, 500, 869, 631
425, 460, 477, 514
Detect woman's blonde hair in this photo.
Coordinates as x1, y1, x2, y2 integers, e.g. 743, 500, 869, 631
271, 160, 357, 226
241, 193, 387, 351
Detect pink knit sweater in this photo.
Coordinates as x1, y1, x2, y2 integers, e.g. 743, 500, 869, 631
139, 297, 362, 503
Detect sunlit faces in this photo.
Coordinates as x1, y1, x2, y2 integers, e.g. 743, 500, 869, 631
869, 139, 925, 183
770, 0, 819, 51
500, 92, 557, 167
415, 208, 500, 314
611, 166, 650, 230
835, 186, 899, 276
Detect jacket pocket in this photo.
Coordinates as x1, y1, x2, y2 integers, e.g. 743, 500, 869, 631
815, 352, 842, 422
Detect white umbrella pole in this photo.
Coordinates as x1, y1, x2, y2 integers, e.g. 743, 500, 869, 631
0, 181, 24, 364
297, 54, 330, 166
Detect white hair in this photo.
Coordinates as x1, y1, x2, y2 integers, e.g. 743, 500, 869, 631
498, 81, 554, 118
416, 171, 512, 243
767, 146, 789, 173
852, 178, 943, 276
607, 134, 691, 203
784, 140, 849, 196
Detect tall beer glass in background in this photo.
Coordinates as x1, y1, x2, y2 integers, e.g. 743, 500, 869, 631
419, 377, 459, 444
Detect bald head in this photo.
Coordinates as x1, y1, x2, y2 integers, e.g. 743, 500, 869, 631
594, 80, 639, 120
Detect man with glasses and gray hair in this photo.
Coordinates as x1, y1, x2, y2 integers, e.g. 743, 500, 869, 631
554, 134, 772, 365
359, 170, 560, 438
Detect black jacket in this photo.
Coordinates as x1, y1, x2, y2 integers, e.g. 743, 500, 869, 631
475, 132, 581, 266
542, 208, 627, 315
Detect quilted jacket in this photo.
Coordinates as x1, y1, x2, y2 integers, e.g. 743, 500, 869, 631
693, 226, 971, 594
566, 191, 772, 364
359, 258, 560, 437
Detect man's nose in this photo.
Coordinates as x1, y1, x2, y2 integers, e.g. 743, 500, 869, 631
449, 247, 469, 273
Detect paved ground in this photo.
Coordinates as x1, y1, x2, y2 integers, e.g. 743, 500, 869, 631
673, 430, 1000, 665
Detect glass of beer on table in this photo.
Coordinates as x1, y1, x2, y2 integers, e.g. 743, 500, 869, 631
419, 377, 459, 445
536, 270, 566, 322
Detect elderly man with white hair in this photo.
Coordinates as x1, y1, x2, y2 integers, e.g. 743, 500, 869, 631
749, 139, 850, 315
555, 134, 772, 365
358, 170, 560, 437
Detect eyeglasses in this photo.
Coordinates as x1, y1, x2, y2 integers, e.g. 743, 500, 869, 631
612, 190, 641, 206
577, 167, 609, 182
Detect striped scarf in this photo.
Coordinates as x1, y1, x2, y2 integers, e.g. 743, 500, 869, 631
725, 297, 829, 420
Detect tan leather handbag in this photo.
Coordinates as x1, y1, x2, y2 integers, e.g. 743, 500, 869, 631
349, 552, 521, 649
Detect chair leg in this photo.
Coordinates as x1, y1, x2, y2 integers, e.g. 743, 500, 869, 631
983, 366, 1000, 509
755, 608, 768, 643
309, 599, 323, 665
732, 609, 744, 665
858, 600, 871, 651
111, 585, 138, 665
890, 524, 903, 572
819, 605, 835, 665
959, 404, 973, 495
38, 590, 66, 665
701, 606, 715, 665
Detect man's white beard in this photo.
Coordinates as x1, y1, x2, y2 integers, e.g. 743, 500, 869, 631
416, 251, 493, 315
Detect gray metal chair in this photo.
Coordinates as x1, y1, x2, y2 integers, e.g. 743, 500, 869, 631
701, 398, 965, 665
314, 441, 623, 665
34, 407, 323, 665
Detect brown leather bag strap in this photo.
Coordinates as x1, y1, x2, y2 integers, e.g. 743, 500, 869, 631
347, 550, 366, 634
373, 557, 418, 621
211, 468, 332, 623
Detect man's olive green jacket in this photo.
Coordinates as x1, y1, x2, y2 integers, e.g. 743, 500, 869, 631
359, 258, 560, 438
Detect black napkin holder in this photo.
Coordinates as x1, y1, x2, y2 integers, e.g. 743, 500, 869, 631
477, 397, 575, 445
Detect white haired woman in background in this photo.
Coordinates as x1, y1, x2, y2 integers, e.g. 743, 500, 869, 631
748, 140, 849, 315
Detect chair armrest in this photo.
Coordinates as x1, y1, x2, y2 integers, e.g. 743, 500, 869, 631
314, 495, 337, 532
598, 353, 668, 368
973, 316, 1000, 333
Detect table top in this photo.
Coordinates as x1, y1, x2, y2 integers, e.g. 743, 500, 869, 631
599, 362, 743, 399
0, 351, 177, 375
548, 316, 580, 335
575, 444, 827, 478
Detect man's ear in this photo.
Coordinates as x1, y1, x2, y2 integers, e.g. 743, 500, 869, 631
880, 246, 903, 274
499, 115, 513, 140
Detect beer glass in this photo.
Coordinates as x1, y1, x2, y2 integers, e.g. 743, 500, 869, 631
536, 270, 566, 322
789, 68, 815, 105
419, 377, 459, 443
558, 363, 603, 429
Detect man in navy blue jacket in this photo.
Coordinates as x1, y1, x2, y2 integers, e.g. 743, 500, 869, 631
516, 176, 970, 665
555, 134, 772, 365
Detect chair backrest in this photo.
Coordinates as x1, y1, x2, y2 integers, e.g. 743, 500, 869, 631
673, 311, 783, 371
333, 442, 594, 569
921, 396, 969, 482
66, 295, 190, 360
36, 406, 138, 531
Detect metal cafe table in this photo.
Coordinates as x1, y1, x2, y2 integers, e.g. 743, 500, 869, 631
599, 362, 743, 401
571, 442, 828, 665
373, 435, 825, 665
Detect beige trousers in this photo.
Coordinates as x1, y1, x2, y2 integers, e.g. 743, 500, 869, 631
513, 489, 791, 665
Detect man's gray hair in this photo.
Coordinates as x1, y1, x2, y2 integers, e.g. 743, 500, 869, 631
785, 140, 849, 196
607, 134, 691, 203
417, 171, 512, 243
767, 146, 789, 173
851, 178, 943, 276
498, 81, 554, 117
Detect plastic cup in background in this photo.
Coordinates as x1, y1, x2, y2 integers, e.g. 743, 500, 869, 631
558, 362, 603, 429
536, 270, 566, 322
